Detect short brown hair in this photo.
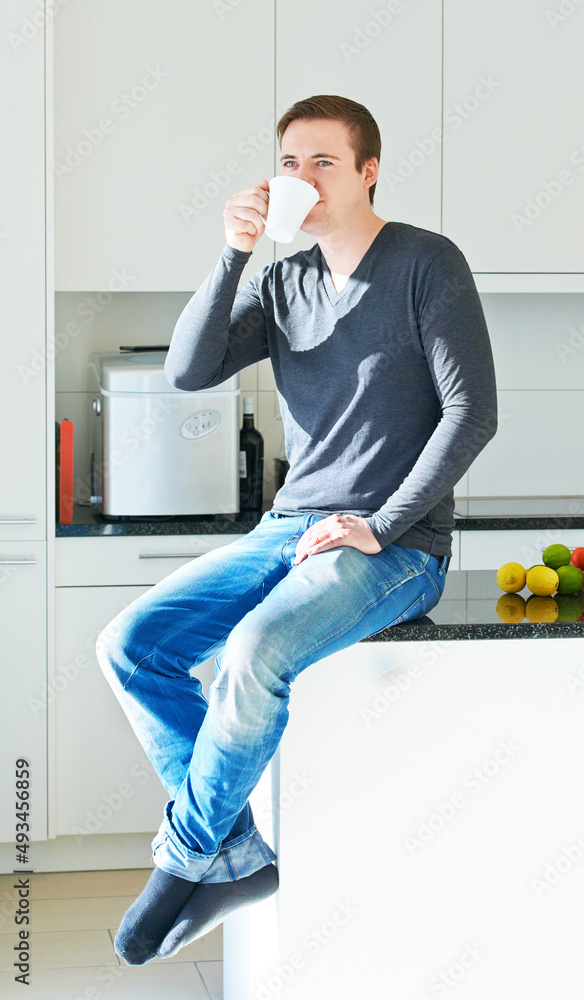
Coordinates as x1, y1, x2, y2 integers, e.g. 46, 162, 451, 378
276, 95, 382, 206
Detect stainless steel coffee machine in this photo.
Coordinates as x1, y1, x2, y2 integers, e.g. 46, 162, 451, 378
89, 351, 240, 517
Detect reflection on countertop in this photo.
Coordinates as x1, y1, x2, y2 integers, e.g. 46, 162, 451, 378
364, 569, 584, 642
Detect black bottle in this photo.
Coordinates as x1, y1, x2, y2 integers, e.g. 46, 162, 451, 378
239, 396, 264, 510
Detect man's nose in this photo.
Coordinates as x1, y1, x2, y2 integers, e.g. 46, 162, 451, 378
295, 169, 318, 188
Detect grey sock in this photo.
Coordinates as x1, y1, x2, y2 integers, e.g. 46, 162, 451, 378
156, 862, 279, 959
114, 865, 197, 965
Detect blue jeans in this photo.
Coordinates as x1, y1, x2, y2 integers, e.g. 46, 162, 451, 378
96, 510, 447, 883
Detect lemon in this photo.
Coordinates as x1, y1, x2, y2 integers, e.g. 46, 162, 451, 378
555, 564, 584, 595
496, 594, 526, 623
496, 562, 526, 593
555, 593, 583, 622
542, 543, 572, 570
526, 565, 559, 596
525, 595, 559, 623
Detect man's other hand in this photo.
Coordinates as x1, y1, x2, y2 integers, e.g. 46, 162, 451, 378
224, 180, 270, 253
293, 514, 382, 565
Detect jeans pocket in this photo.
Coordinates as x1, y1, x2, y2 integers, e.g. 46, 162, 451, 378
424, 556, 448, 606
376, 545, 429, 594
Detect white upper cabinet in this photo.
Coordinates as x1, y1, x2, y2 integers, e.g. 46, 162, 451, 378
0, 1, 46, 541
54, 0, 275, 291
443, 0, 584, 275
275, 0, 443, 256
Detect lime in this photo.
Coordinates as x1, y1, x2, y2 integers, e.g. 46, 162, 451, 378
555, 593, 584, 622
525, 595, 559, 623
555, 564, 584, 595
542, 543, 572, 570
496, 562, 526, 593
526, 565, 559, 597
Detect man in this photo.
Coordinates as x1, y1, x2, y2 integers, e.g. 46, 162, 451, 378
98, 95, 497, 965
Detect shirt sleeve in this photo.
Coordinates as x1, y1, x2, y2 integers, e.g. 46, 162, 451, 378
164, 244, 270, 390
362, 244, 498, 549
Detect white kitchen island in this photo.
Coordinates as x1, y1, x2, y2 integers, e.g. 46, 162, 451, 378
224, 580, 584, 1000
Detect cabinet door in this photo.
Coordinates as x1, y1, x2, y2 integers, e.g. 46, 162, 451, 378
0, 543, 47, 843
443, 0, 584, 272
54, 586, 168, 835
55, 533, 246, 586
54, 0, 275, 291
275, 0, 442, 254
0, 2, 46, 541
54, 585, 216, 837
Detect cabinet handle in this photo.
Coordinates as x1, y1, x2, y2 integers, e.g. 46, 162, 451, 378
0, 559, 37, 565
0, 518, 37, 524
138, 553, 203, 559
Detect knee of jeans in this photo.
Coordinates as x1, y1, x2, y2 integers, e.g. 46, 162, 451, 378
218, 625, 292, 694
95, 607, 147, 685
212, 641, 290, 744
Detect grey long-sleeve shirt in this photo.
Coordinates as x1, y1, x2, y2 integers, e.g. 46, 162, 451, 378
165, 222, 497, 558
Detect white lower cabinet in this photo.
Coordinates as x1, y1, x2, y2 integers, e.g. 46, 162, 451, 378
54, 585, 169, 837
55, 533, 243, 587
226, 637, 584, 999
0, 542, 47, 843
53, 533, 240, 839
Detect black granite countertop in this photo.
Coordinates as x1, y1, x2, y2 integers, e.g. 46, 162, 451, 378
57, 501, 584, 537
56, 503, 263, 536
454, 515, 584, 530
378, 619, 584, 640
453, 497, 584, 530
57, 505, 584, 641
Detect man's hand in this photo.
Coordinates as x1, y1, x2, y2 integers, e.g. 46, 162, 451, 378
224, 180, 270, 253
293, 514, 382, 565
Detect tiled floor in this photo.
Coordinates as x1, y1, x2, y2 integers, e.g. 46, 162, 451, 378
0, 868, 223, 999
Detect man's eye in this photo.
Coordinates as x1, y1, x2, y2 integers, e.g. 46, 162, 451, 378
282, 160, 332, 167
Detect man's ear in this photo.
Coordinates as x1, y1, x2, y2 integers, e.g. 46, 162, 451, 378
363, 156, 379, 190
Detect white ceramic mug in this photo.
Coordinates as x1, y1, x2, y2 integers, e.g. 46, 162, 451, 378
263, 176, 320, 242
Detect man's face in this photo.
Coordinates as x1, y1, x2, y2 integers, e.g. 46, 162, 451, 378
279, 118, 377, 235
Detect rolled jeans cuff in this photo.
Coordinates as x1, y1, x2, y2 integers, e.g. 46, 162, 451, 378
151, 800, 277, 883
